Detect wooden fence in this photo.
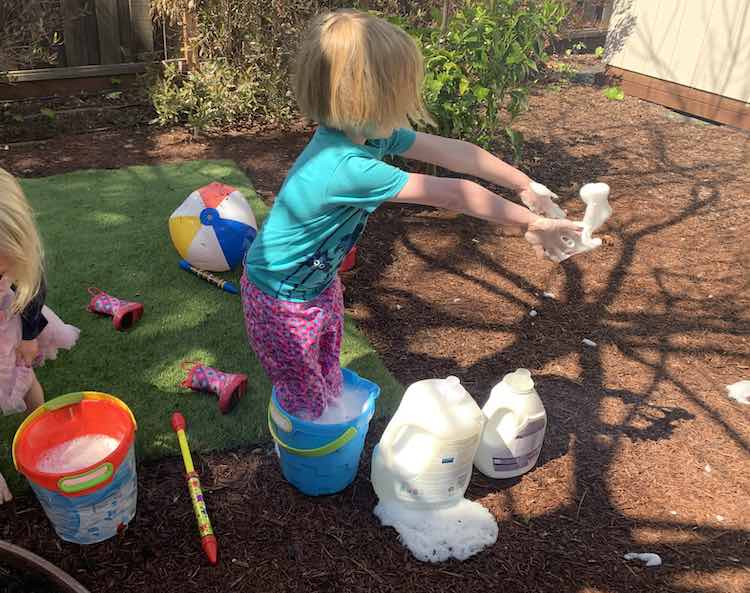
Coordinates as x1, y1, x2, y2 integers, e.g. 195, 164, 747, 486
61, 0, 154, 66
563, 0, 614, 30
0, 0, 167, 100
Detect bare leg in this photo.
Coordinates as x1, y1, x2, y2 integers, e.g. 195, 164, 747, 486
0, 472, 11, 503
1, 377, 43, 505
24, 373, 44, 412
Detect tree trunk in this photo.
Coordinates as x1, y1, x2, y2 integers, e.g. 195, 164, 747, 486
440, 0, 450, 32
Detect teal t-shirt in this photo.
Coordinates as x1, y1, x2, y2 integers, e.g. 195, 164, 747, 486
245, 126, 416, 301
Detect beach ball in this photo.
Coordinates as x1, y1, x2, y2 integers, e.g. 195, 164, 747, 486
169, 182, 257, 272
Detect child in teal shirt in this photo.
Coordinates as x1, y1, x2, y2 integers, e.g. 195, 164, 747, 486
243, 10, 582, 420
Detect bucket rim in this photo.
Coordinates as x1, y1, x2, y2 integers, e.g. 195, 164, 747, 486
12, 391, 137, 483
271, 368, 380, 432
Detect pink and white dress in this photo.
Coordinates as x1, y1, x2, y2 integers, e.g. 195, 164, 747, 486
0, 277, 79, 415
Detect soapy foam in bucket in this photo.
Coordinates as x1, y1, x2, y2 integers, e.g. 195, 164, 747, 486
315, 383, 370, 424
36, 435, 120, 474
374, 498, 498, 562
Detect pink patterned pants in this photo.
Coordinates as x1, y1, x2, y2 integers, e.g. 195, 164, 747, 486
241, 272, 344, 420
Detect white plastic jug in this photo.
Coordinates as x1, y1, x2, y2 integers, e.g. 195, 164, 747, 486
371, 376, 485, 509
474, 369, 547, 479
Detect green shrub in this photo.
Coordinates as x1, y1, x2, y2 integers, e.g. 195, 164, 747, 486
603, 85, 624, 101
150, 0, 566, 149
410, 1, 567, 151
0, 0, 64, 71
151, 0, 377, 132
149, 60, 272, 133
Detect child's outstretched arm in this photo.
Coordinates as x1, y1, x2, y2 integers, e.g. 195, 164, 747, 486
401, 132, 565, 218
391, 173, 582, 263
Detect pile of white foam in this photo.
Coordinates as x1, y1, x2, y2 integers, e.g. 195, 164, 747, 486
374, 499, 499, 562
36, 435, 119, 473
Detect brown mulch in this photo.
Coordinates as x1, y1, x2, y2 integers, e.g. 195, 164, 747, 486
1, 84, 749, 593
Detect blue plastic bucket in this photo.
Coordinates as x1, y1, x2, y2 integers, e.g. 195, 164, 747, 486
268, 368, 380, 496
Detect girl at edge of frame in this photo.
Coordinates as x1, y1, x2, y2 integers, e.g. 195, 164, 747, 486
0, 167, 80, 503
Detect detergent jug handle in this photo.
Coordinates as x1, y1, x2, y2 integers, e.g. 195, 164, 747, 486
378, 422, 415, 458
378, 424, 428, 480
488, 407, 529, 442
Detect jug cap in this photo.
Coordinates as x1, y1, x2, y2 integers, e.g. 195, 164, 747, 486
439, 376, 467, 402
502, 368, 534, 393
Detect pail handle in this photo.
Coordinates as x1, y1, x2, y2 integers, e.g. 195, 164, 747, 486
267, 403, 358, 458
57, 463, 115, 494
42, 392, 84, 411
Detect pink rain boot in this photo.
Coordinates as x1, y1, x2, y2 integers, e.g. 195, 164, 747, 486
87, 288, 144, 331
181, 362, 247, 414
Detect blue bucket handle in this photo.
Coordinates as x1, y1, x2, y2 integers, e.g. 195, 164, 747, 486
267, 402, 358, 458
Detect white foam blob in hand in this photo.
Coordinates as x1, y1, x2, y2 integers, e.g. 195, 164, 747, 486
580, 182, 612, 247
550, 182, 612, 262
528, 181, 567, 219
726, 380, 750, 405
624, 552, 662, 567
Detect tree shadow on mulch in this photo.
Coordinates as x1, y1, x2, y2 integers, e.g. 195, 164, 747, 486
343, 125, 749, 592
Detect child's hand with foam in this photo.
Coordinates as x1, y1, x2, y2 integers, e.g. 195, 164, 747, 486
525, 182, 612, 263
520, 182, 567, 219
525, 218, 586, 263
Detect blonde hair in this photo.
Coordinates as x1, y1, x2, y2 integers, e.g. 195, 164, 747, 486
0, 168, 43, 315
294, 10, 434, 138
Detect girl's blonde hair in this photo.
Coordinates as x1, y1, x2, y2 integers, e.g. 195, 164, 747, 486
294, 9, 434, 138
0, 168, 43, 315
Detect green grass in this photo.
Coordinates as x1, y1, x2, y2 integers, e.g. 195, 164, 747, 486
0, 161, 402, 491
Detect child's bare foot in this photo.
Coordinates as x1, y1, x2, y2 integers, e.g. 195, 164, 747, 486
0, 472, 12, 504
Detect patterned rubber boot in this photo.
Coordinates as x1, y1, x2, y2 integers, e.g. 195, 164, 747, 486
181, 362, 247, 414
87, 288, 144, 331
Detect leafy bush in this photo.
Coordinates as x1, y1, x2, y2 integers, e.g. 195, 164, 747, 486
410, 1, 567, 152
603, 85, 624, 101
149, 60, 272, 133
150, 0, 566, 150
152, 0, 356, 131
0, 0, 64, 71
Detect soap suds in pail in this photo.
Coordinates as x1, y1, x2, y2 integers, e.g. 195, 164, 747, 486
36, 435, 120, 473
315, 384, 370, 424
374, 498, 498, 562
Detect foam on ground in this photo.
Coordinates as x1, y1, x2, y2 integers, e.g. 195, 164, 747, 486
36, 435, 120, 473
374, 498, 498, 562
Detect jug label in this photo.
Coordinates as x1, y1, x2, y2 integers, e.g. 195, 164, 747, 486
396, 435, 478, 504
492, 445, 542, 472
492, 420, 545, 471
517, 418, 546, 440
